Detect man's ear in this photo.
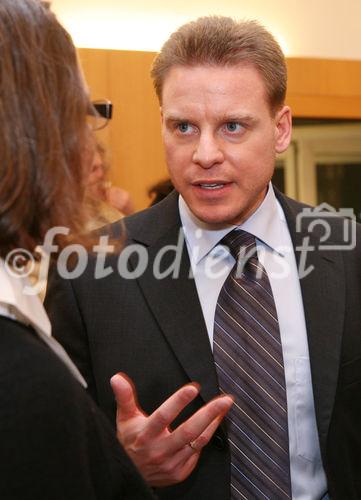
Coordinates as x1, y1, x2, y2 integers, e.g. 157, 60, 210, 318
160, 106, 164, 125
274, 105, 292, 154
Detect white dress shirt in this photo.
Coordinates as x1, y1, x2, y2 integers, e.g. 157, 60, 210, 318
0, 259, 86, 387
179, 184, 328, 500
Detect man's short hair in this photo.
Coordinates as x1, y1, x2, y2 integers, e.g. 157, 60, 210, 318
151, 16, 287, 112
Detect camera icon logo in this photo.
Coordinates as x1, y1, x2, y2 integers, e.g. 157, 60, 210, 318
296, 202, 356, 251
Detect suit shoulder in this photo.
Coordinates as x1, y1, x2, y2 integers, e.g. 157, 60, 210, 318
100, 190, 181, 245
275, 189, 361, 245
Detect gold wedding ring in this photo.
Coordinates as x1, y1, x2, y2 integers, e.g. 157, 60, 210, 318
188, 441, 197, 451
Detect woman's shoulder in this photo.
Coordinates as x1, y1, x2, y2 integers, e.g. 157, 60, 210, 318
0, 315, 129, 498
0, 316, 91, 432
0, 315, 77, 393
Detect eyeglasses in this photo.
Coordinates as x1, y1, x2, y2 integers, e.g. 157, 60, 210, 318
87, 99, 113, 131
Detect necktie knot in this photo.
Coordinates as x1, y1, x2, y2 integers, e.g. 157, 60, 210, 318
221, 229, 256, 259
221, 230, 258, 274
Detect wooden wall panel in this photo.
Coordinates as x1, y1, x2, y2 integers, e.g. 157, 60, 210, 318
286, 58, 361, 118
78, 49, 361, 210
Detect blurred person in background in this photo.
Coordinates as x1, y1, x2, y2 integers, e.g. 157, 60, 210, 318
86, 141, 135, 230
148, 178, 174, 206
86, 142, 134, 218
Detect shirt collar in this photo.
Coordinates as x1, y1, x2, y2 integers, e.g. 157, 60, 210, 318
179, 183, 286, 265
0, 259, 51, 338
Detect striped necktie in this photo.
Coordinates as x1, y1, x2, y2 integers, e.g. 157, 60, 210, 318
213, 229, 292, 499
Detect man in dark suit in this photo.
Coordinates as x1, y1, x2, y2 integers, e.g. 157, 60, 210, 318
46, 16, 361, 499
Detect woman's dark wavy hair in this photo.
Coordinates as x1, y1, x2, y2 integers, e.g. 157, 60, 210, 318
0, 0, 92, 258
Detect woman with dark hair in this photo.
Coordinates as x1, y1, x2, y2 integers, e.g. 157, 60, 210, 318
0, 1, 154, 498
0, 1, 233, 497
0, 3, 233, 497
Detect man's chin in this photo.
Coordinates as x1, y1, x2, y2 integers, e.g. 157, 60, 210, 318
189, 206, 243, 229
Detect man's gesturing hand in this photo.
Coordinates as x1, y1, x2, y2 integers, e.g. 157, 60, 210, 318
110, 373, 233, 487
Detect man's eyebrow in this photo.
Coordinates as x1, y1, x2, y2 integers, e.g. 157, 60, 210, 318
163, 113, 258, 124
220, 114, 257, 123
163, 114, 189, 123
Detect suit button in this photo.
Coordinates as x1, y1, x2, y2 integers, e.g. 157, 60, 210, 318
212, 434, 226, 450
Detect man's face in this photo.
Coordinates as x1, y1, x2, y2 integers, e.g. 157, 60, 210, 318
161, 64, 291, 226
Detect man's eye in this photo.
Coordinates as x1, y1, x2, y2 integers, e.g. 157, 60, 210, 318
177, 122, 191, 133
225, 122, 242, 133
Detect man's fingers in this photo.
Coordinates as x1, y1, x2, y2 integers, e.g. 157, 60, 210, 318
170, 394, 233, 451
110, 372, 144, 421
188, 413, 225, 451
141, 383, 200, 438
169, 416, 223, 465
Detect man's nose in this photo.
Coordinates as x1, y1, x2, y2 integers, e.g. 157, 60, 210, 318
192, 132, 224, 168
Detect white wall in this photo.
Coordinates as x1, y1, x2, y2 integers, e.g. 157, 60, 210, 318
51, 0, 361, 59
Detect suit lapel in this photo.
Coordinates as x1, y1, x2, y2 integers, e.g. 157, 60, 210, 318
277, 192, 345, 453
125, 193, 220, 404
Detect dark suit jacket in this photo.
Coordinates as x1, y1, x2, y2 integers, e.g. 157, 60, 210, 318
0, 316, 155, 500
45, 189, 361, 499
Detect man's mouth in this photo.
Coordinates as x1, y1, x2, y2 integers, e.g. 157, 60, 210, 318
194, 182, 228, 190
200, 183, 224, 190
